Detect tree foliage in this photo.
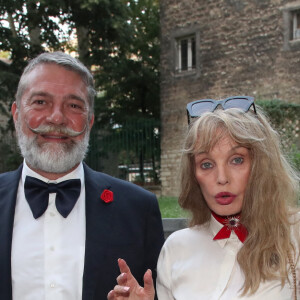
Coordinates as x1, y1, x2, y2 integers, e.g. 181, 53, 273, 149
92, 0, 161, 182
256, 100, 300, 173
0, 0, 161, 181
95, 0, 160, 124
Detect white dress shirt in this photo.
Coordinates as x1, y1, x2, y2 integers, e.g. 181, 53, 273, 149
11, 160, 86, 300
157, 215, 298, 300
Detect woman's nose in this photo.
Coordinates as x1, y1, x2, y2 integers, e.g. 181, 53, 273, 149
217, 166, 229, 185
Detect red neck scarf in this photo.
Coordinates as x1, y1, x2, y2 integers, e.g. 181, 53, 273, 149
212, 212, 248, 243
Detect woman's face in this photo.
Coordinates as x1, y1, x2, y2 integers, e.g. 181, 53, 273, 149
194, 135, 251, 216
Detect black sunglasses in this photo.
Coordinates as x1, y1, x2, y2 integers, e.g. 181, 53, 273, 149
186, 96, 256, 124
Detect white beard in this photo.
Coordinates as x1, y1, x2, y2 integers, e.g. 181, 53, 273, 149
15, 120, 90, 174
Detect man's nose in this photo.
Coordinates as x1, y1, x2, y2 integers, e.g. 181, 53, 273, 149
46, 105, 66, 125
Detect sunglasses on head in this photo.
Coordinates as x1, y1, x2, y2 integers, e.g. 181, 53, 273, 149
186, 96, 256, 124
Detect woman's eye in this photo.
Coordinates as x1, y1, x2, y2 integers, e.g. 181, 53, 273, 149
201, 162, 213, 169
232, 157, 244, 164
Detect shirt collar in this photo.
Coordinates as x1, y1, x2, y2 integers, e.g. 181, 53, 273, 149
209, 214, 242, 248
209, 214, 228, 248
22, 159, 84, 185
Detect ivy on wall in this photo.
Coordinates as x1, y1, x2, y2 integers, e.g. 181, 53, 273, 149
256, 100, 300, 172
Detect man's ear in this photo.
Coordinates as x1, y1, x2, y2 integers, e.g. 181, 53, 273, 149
89, 114, 94, 130
11, 101, 18, 123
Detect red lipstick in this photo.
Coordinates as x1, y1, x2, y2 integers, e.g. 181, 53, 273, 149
215, 192, 236, 205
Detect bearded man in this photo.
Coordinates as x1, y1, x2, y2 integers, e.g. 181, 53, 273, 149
0, 52, 164, 300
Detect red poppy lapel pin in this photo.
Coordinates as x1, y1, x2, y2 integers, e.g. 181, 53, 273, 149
100, 189, 114, 203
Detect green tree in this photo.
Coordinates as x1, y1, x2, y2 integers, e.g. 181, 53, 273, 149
0, 0, 67, 124
0, 0, 161, 179
94, 0, 161, 182
95, 0, 160, 122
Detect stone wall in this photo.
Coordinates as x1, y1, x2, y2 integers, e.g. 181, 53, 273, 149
160, 0, 300, 196
162, 218, 188, 239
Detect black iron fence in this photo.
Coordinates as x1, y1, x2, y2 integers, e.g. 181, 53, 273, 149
85, 118, 161, 183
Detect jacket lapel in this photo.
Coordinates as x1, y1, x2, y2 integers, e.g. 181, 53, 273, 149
0, 165, 22, 299
82, 164, 116, 299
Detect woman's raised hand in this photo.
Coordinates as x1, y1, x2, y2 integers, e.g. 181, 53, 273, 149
107, 258, 155, 300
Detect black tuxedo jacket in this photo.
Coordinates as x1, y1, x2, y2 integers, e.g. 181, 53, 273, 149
0, 163, 165, 300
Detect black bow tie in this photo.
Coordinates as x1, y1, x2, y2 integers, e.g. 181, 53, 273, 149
24, 176, 81, 219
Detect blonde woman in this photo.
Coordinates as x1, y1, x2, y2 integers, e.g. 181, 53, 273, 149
108, 96, 300, 300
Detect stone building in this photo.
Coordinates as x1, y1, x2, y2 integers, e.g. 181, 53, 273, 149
160, 0, 300, 196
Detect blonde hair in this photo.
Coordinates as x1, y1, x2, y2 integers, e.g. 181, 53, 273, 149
179, 107, 300, 295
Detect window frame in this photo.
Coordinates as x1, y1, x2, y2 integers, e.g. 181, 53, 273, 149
282, 3, 300, 51
170, 27, 200, 77
292, 10, 300, 40
176, 35, 196, 73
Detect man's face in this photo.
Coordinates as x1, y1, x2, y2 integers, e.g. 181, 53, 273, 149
12, 63, 94, 176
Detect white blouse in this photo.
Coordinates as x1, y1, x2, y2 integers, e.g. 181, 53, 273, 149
157, 215, 299, 300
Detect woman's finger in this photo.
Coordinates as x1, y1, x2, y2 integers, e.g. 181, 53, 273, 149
107, 290, 115, 300
118, 258, 132, 274
116, 272, 127, 285
114, 284, 130, 295
143, 269, 155, 297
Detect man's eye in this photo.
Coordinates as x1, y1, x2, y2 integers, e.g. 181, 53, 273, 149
34, 100, 45, 105
232, 157, 244, 164
70, 103, 83, 109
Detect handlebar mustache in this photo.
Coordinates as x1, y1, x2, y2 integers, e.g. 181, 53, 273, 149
28, 124, 87, 137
